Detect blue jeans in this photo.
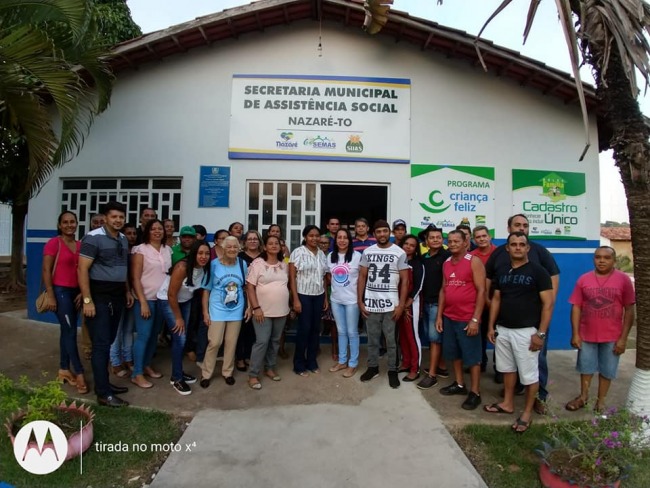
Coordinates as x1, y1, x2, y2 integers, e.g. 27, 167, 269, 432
293, 293, 324, 373
330, 301, 360, 368
159, 299, 191, 382
132, 299, 162, 377
52, 286, 83, 373
110, 306, 134, 367
87, 293, 125, 397
423, 303, 442, 343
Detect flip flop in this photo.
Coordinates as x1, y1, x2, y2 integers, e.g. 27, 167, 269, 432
295, 371, 309, 377
265, 371, 281, 381
248, 379, 262, 390
565, 396, 587, 412
483, 403, 514, 414
512, 417, 532, 434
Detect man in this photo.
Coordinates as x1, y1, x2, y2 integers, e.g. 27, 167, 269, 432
324, 217, 340, 251
565, 246, 635, 413
470, 225, 497, 371
486, 232, 554, 432
391, 219, 407, 244
485, 213, 560, 414
417, 225, 451, 390
122, 223, 137, 249
135, 207, 157, 245
80, 212, 107, 360
78, 201, 134, 407
436, 230, 485, 410
455, 224, 476, 251
357, 220, 409, 388
172, 226, 197, 265
193, 224, 207, 241
352, 218, 377, 253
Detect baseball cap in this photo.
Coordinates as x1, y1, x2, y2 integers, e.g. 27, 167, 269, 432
392, 219, 407, 229
373, 219, 391, 232
179, 226, 197, 237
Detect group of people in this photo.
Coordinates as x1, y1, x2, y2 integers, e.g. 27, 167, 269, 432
43, 204, 635, 430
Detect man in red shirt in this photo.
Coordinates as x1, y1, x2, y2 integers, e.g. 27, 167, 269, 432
436, 230, 485, 410
566, 246, 635, 412
470, 225, 497, 372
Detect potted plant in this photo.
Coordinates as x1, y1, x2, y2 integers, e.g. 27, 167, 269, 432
1, 374, 94, 461
537, 404, 649, 487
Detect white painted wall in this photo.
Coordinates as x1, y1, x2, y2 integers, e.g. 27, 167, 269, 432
29, 21, 600, 239
0, 203, 11, 256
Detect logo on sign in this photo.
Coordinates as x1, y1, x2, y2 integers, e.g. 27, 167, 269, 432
13, 420, 68, 475
345, 135, 363, 153
303, 136, 336, 149
276, 131, 298, 149
419, 190, 451, 214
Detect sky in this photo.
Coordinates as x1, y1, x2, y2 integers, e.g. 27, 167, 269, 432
127, 0, 635, 223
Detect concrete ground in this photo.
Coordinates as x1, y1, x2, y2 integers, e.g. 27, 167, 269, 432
0, 310, 639, 487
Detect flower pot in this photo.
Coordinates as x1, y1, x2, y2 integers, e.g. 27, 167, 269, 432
540, 462, 621, 488
4, 401, 95, 461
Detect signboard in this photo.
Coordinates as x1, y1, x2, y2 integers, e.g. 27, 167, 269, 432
512, 169, 586, 240
199, 166, 230, 208
410, 165, 495, 236
229, 75, 411, 163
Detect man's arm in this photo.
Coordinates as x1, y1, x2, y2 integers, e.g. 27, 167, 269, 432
530, 289, 554, 351
392, 268, 409, 320
614, 304, 636, 355
551, 274, 560, 301
570, 305, 582, 349
436, 281, 446, 333
357, 265, 369, 318
78, 256, 95, 318
467, 257, 485, 335
487, 289, 501, 344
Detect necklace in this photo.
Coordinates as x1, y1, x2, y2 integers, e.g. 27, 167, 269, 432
594, 271, 614, 290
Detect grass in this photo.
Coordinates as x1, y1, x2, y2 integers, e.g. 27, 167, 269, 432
1, 395, 186, 488
451, 422, 650, 488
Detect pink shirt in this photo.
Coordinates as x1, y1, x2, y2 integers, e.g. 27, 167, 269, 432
246, 258, 290, 317
132, 244, 172, 300
43, 237, 80, 288
442, 254, 478, 321
569, 270, 635, 342
470, 244, 497, 266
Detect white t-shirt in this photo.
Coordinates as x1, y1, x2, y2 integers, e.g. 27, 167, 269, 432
359, 244, 409, 313
327, 251, 362, 305
289, 246, 327, 296
157, 267, 206, 303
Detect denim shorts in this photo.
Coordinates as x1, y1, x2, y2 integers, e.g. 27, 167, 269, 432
441, 316, 482, 366
577, 341, 620, 380
423, 303, 442, 343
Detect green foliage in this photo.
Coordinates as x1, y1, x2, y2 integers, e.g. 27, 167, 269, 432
93, 0, 142, 47
616, 255, 633, 273
0, 373, 67, 425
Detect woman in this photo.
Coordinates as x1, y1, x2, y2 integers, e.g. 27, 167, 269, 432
210, 229, 229, 261
398, 234, 425, 382
200, 235, 251, 388
163, 219, 178, 247
42, 211, 87, 393
228, 221, 244, 245
327, 229, 362, 378
235, 230, 263, 371
131, 219, 172, 389
289, 225, 328, 376
158, 240, 211, 395
246, 235, 290, 389
268, 223, 290, 257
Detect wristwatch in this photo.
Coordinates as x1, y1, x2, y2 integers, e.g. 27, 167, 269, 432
471, 318, 479, 323
83, 297, 93, 305
536, 332, 547, 340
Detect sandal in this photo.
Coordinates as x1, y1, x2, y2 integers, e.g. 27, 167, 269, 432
484, 403, 514, 414
295, 371, 309, 377
75, 374, 89, 394
565, 396, 587, 412
329, 363, 347, 373
112, 365, 129, 378
144, 366, 163, 379
265, 371, 281, 381
248, 378, 262, 390
512, 417, 532, 434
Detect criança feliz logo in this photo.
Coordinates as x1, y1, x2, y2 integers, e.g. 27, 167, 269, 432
13, 420, 68, 475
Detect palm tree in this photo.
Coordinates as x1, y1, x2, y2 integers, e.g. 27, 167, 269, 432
363, 0, 650, 413
0, 0, 114, 289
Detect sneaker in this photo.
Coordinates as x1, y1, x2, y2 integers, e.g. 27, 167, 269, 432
440, 381, 468, 396
172, 380, 192, 396
360, 367, 379, 382
182, 373, 197, 384
416, 374, 438, 390
388, 371, 400, 389
462, 391, 482, 410
436, 367, 450, 379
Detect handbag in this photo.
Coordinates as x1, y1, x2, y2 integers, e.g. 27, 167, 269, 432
36, 238, 62, 313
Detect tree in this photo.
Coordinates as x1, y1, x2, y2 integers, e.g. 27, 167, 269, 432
0, 0, 140, 290
363, 0, 650, 414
